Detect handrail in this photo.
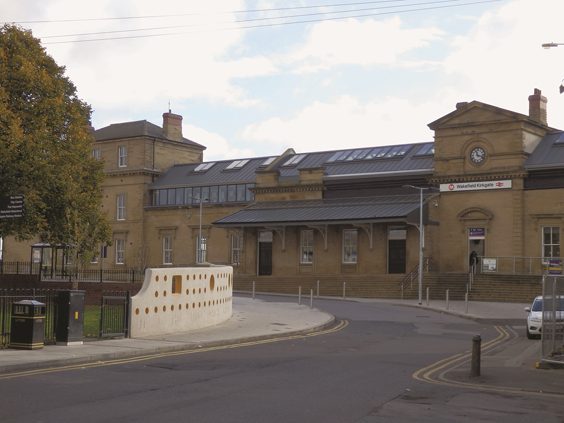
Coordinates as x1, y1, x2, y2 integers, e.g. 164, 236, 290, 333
399, 257, 431, 298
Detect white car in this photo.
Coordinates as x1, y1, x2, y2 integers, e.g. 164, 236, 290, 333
525, 295, 564, 339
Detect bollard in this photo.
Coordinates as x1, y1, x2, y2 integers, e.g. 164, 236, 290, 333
310, 289, 313, 308
252, 281, 256, 299
342, 281, 346, 299
465, 292, 469, 314
470, 335, 481, 377
317, 280, 320, 297
426, 287, 429, 306
401, 284, 404, 300
446, 289, 450, 310
298, 286, 302, 305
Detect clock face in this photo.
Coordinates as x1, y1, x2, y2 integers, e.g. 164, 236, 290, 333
470, 147, 486, 164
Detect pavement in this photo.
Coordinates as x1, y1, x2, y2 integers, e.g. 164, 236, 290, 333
1, 294, 563, 397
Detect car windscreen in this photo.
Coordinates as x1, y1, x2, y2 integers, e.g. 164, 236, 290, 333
535, 298, 564, 311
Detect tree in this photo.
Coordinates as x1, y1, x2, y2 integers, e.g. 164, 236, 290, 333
0, 24, 110, 258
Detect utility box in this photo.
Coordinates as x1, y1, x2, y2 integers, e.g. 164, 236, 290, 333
9, 300, 46, 350
56, 290, 85, 345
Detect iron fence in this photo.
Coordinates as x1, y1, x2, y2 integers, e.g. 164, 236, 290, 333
0, 289, 58, 349
541, 275, 564, 365
99, 292, 130, 339
479, 256, 564, 275
0, 261, 144, 283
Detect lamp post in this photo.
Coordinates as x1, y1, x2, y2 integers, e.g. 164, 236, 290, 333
542, 42, 564, 93
403, 185, 428, 305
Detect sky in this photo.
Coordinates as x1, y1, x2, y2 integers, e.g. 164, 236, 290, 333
2, 0, 564, 161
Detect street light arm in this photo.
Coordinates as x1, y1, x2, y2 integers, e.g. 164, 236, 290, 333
542, 42, 564, 49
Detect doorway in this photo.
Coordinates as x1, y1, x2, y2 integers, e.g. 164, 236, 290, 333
468, 238, 485, 271
388, 227, 407, 274
258, 231, 272, 276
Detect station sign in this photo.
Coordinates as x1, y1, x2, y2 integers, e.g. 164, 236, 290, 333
440, 180, 512, 192
0, 195, 24, 219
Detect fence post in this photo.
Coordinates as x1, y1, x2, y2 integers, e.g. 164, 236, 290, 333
298, 286, 302, 305
446, 289, 450, 310
316, 280, 320, 297
426, 287, 429, 306
252, 281, 255, 299
342, 281, 346, 299
401, 284, 404, 300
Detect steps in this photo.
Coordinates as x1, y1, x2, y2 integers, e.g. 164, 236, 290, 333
234, 272, 543, 303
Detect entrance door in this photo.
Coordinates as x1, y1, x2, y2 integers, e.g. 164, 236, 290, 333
258, 231, 273, 276
388, 240, 406, 273
468, 238, 485, 271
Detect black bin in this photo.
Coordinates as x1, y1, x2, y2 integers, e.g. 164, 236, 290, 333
56, 290, 85, 345
9, 300, 46, 350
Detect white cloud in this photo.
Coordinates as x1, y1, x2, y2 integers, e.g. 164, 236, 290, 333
282, 17, 443, 73
185, 124, 256, 161
442, 0, 564, 128
242, 95, 438, 153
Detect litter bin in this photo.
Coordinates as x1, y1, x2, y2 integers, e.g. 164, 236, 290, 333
56, 290, 85, 345
9, 300, 46, 350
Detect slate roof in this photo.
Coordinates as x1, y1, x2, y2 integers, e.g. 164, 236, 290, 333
525, 131, 564, 170
94, 120, 205, 149
151, 142, 435, 189
214, 192, 434, 226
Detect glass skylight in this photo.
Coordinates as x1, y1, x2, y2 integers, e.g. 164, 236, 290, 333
415, 143, 435, 156
225, 159, 249, 170
282, 154, 307, 166
194, 162, 215, 172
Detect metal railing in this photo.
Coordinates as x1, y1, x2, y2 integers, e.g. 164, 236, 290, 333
0, 261, 144, 283
99, 291, 130, 339
0, 289, 58, 349
478, 256, 564, 275
400, 257, 431, 298
541, 275, 564, 366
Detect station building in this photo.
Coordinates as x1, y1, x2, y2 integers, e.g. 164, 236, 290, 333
3, 89, 564, 292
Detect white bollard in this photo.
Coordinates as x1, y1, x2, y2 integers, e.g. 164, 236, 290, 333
317, 280, 320, 297
446, 289, 450, 310
342, 281, 346, 299
426, 287, 430, 306
310, 289, 313, 308
252, 281, 255, 299
298, 286, 302, 305
465, 292, 469, 314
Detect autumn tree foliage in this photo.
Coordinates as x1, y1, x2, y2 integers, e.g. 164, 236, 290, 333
0, 25, 110, 257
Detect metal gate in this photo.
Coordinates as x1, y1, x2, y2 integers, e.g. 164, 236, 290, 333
541, 275, 564, 365
0, 289, 58, 349
99, 292, 130, 339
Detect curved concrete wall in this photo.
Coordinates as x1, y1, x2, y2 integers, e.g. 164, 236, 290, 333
129, 266, 233, 338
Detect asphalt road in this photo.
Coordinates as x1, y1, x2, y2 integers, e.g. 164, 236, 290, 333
0, 297, 562, 423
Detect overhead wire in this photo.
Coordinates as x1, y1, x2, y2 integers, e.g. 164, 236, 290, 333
39, 0, 490, 40
4, 0, 503, 44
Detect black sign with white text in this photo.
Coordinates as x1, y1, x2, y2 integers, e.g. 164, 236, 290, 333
0, 195, 24, 219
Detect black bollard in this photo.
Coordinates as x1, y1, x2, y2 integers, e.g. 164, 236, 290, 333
470, 335, 481, 377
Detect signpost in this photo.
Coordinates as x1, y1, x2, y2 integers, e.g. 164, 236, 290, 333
0, 195, 24, 219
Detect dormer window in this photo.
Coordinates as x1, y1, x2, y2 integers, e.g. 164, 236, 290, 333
260, 157, 276, 167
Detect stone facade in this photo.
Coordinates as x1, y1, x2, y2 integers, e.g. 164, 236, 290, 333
4, 91, 564, 283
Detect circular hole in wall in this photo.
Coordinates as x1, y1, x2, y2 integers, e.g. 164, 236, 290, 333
164, 275, 168, 281
145, 307, 149, 314
135, 308, 140, 315
186, 289, 189, 295
155, 275, 159, 282
164, 291, 167, 297
154, 291, 159, 298
171, 305, 175, 311
163, 305, 166, 312
154, 307, 158, 313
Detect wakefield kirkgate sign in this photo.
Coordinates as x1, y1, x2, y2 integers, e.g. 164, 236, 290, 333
439, 180, 512, 192
0, 195, 24, 219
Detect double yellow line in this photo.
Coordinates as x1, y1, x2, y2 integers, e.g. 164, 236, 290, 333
413, 325, 563, 398
0, 319, 349, 380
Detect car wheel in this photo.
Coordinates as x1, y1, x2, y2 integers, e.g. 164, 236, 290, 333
526, 328, 534, 339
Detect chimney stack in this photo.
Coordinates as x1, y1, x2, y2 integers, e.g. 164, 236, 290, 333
528, 88, 547, 126
162, 111, 183, 142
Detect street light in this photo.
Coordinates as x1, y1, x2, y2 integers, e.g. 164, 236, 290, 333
542, 42, 564, 49
542, 42, 564, 93
403, 185, 428, 305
